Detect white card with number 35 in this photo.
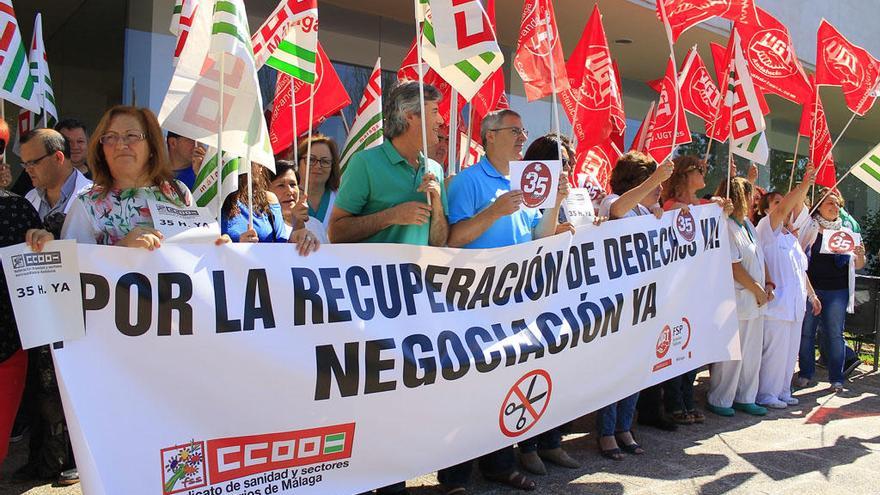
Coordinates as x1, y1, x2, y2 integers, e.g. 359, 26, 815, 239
509, 160, 561, 210
820, 228, 862, 255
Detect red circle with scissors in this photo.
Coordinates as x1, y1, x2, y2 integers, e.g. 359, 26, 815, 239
499, 369, 552, 438
519, 162, 554, 208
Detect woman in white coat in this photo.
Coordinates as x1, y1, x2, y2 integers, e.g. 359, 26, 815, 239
754, 166, 820, 408
707, 177, 774, 417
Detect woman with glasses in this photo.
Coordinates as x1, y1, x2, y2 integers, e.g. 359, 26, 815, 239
297, 134, 341, 244
59, 106, 204, 248
221, 162, 319, 256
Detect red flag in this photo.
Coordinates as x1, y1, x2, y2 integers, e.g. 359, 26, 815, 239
735, 8, 811, 103
560, 5, 625, 149
801, 78, 836, 187
398, 37, 465, 124
816, 19, 880, 116
630, 101, 656, 153
656, 0, 757, 42
470, 0, 508, 144
709, 39, 770, 115
572, 140, 621, 193
269, 43, 351, 154
678, 48, 721, 125
610, 59, 626, 151
513, 0, 569, 101
645, 56, 691, 164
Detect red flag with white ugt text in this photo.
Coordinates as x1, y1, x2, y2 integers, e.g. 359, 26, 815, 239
656, 0, 757, 42
815, 19, 880, 116
645, 56, 691, 164
513, 0, 569, 101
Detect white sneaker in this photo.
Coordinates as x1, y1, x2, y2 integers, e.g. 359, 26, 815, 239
779, 396, 799, 405
758, 398, 787, 409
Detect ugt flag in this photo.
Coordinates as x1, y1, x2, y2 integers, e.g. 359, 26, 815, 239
656, 0, 757, 42
645, 56, 691, 164
801, 78, 836, 187
513, 0, 569, 101
816, 19, 880, 116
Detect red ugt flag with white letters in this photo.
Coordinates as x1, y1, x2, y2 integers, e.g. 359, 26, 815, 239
815, 19, 880, 116
645, 57, 691, 164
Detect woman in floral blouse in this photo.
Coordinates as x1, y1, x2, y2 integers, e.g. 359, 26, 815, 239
60, 106, 194, 248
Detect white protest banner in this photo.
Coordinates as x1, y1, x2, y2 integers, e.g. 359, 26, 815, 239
0, 240, 84, 349
820, 228, 862, 255
147, 198, 220, 243
561, 188, 595, 226
509, 159, 561, 209
46, 205, 738, 495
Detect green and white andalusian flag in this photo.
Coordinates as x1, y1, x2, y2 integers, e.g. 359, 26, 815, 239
419, 0, 504, 101
850, 142, 880, 194
252, 0, 318, 84
159, 0, 275, 172
339, 58, 383, 169
192, 147, 243, 215
0, 0, 40, 112
733, 131, 769, 165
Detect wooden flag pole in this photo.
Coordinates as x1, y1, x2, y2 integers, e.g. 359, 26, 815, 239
216, 53, 226, 223
304, 83, 316, 193
246, 139, 253, 231
726, 98, 734, 199
703, 138, 713, 163
463, 105, 475, 172
414, 0, 431, 205
787, 134, 801, 193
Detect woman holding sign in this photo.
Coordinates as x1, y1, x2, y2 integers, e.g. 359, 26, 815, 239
707, 177, 772, 417
796, 189, 866, 393
60, 106, 201, 248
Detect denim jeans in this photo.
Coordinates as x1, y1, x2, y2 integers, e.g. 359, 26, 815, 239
597, 393, 639, 437
437, 446, 515, 487
800, 288, 848, 383
518, 423, 569, 453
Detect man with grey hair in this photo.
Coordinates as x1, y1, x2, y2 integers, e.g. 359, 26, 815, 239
21, 128, 92, 236
330, 81, 447, 495
329, 80, 448, 247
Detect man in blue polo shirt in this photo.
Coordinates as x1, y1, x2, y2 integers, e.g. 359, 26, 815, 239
439, 109, 568, 493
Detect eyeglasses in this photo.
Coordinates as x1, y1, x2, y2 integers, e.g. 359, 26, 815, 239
490, 127, 529, 138
99, 131, 146, 146
300, 155, 333, 168
21, 152, 54, 168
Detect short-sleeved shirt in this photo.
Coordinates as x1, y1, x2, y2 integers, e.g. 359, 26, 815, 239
222, 200, 288, 243
756, 216, 808, 322
727, 217, 766, 320
61, 180, 192, 245
335, 140, 448, 245
173, 166, 197, 191
0, 191, 42, 363
599, 194, 651, 219
447, 157, 541, 249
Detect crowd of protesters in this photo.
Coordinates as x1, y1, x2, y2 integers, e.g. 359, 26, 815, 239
0, 81, 869, 494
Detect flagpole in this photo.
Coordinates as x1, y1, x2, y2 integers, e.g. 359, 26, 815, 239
414, 0, 431, 205
290, 79, 298, 168
246, 142, 253, 231
545, 15, 563, 162
448, 89, 458, 175
727, 99, 734, 199
787, 134, 801, 192
1, 99, 5, 163
464, 105, 475, 172
304, 83, 315, 193
132, 77, 137, 106
339, 110, 351, 135
216, 53, 226, 223
658, 1, 681, 164
703, 138, 712, 163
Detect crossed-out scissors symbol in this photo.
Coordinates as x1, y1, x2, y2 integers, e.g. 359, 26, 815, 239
504, 375, 548, 431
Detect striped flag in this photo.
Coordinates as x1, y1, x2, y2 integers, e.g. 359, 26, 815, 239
14, 13, 57, 156
339, 58, 383, 169
851, 142, 880, 194
159, 0, 275, 171
0, 0, 39, 113
191, 147, 243, 216
419, 0, 504, 101
458, 131, 484, 169
252, 0, 318, 84
170, 0, 198, 64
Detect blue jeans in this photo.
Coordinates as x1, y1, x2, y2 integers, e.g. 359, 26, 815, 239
800, 288, 848, 383
597, 393, 639, 436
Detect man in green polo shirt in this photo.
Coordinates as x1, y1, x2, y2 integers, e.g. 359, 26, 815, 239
331, 82, 447, 495
329, 82, 448, 248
